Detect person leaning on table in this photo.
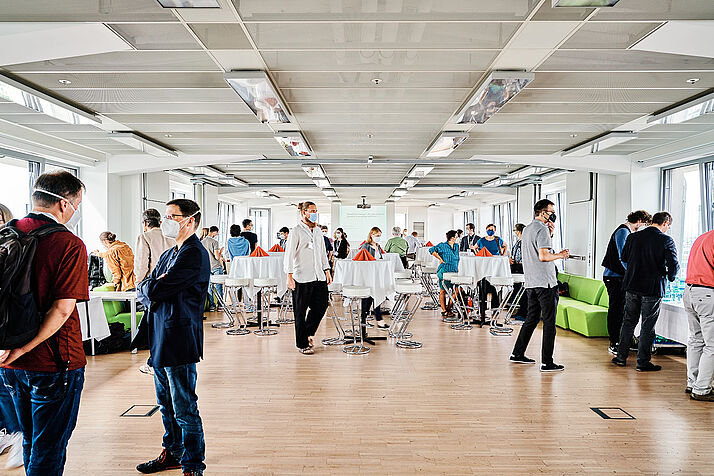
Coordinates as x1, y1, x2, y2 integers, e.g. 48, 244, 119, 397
430, 230, 461, 318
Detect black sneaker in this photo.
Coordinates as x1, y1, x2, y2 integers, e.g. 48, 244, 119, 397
183, 472, 203, 476
686, 386, 692, 394
611, 357, 626, 367
509, 355, 536, 364
540, 363, 565, 372
137, 449, 182, 474
636, 362, 662, 372
608, 345, 618, 356
690, 391, 714, 401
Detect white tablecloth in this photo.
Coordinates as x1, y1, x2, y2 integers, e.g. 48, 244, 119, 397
634, 301, 688, 345
458, 256, 512, 281
416, 246, 439, 266
228, 255, 287, 298
77, 297, 111, 341
333, 260, 395, 307
383, 253, 405, 271
347, 248, 359, 260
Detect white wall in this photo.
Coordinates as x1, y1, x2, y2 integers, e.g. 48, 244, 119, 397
203, 183, 218, 228
517, 184, 540, 224
426, 208, 455, 244
120, 174, 142, 248
594, 174, 618, 280
630, 165, 661, 214
81, 162, 121, 252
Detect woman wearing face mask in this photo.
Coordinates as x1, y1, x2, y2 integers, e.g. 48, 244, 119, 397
475, 224, 506, 326
333, 227, 349, 260
360, 227, 388, 329
430, 230, 460, 317
93, 231, 136, 292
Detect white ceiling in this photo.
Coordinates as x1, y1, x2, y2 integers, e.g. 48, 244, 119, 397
0, 0, 713, 208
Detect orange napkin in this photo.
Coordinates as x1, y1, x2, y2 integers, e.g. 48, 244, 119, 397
360, 240, 366, 246
475, 247, 493, 257
269, 244, 284, 252
250, 246, 269, 257
353, 249, 376, 261
425, 241, 433, 247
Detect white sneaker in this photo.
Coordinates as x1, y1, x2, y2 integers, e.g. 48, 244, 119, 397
138, 364, 154, 375
5, 432, 23, 469
0, 429, 11, 455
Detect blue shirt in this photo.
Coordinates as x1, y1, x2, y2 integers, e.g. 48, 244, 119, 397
603, 227, 630, 278
476, 236, 504, 256
429, 242, 460, 274
226, 236, 250, 259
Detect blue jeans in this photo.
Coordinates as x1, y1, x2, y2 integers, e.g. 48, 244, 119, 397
0, 367, 84, 476
153, 363, 205, 473
0, 382, 20, 433
208, 267, 224, 308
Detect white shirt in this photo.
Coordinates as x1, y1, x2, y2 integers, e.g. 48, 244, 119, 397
283, 221, 330, 283
405, 235, 420, 253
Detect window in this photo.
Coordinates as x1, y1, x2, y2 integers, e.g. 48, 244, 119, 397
492, 201, 516, 248
249, 208, 271, 249
0, 156, 34, 219
44, 162, 78, 176
217, 201, 234, 246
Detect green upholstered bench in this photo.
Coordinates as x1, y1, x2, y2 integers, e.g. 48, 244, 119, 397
93, 284, 144, 333
556, 273, 609, 337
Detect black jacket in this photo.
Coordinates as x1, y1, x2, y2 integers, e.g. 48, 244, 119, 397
621, 226, 679, 297
334, 238, 349, 259
460, 234, 480, 252
602, 223, 630, 276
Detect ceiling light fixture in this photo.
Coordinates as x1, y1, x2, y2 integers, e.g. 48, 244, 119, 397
313, 178, 330, 189
255, 191, 270, 198
58, 79, 71, 85
0, 73, 99, 125
322, 188, 337, 197
452, 71, 535, 125
401, 178, 420, 189
648, 90, 714, 125
483, 177, 508, 188
224, 71, 291, 124
156, 0, 221, 8
371, 78, 382, 85
552, 0, 620, 6
561, 131, 638, 156
540, 170, 573, 180
367, 155, 374, 166
426, 132, 469, 158
274, 132, 312, 157
107, 131, 178, 157
505, 166, 550, 181
301, 164, 326, 179
407, 165, 435, 178
392, 188, 408, 197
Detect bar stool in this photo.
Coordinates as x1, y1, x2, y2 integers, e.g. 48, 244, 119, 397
394, 270, 412, 281
323, 283, 349, 345
253, 278, 279, 336
278, 289, 294, 324
392, 281, 423, 348
449, 275, 475, 330
441, 272, 460, 323
209, 275, 231, 328
420, 265, 440, 310
489, 276, 515, 336
342, 286, 372, 355
509, 274, 526, 325
224, 278, 251, 335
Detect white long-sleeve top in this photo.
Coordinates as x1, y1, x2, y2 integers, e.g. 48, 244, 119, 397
283, 221, 330, 283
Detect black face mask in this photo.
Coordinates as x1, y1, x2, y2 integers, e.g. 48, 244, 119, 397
547, 211, 557, 223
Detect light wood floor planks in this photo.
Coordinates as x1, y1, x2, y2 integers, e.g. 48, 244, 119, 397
4, 301, 713, 475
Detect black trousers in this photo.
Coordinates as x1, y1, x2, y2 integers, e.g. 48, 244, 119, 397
293, 280, 329, 348
603, 276, 626, 347
399, 255, 408, 269
512, 286, 559, 365
478, 278, 500, 322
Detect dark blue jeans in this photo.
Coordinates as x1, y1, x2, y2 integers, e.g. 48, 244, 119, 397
153, 363, 205, 473
0, 367, 84, 476
617, 292, 662, 366
0, 382, 20, 434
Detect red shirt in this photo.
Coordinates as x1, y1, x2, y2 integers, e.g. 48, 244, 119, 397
6, 214, 89, 372
686, 230, 714, 288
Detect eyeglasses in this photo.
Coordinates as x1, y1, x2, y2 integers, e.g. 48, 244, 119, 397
164, 214, 187, 220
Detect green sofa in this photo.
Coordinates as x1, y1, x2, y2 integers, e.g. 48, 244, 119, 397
94, 284, 144, 333
556, 272, 609, 337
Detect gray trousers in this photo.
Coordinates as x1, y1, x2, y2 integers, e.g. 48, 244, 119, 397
617, 292, 661, 366
684, 285, 714, 396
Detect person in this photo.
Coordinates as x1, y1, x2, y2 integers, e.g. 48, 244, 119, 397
510, 223, 528, 320
510, 199, 570, 372
475, 224, 506, 325
333, 227, 349, 260
476, 224, 507, 256
226, 224, 250, 259
602, 210, 651, 356
284, 202, 332, 355
460, 223, 480, 253
199, 227, 209, 240
613, 211, 679, 372
94, 231, 136, 291
405, 230, 420, 260
241, 218, 258, 252
457, 229, 464, 240
278, 226, 290, 249
201, 226, 224, 311
430, 230, 460, 318
0, 204, 22, 470
136, 199, 209, 476
385, 226, 409, 268
0, 171, 88, 474
320, 225, 333, 262
683, 229, 714, 401
360, 227, 389, 329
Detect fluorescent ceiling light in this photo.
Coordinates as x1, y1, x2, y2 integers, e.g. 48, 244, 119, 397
540, 170, 573, 180
268, 193, 280, 201
322, 188, 337, 197
401, 178, 420, 189
0, 73, 99, 125
224, 71, 290, 124
428, 204, 439, 209
274, 132, 312, 157
561, 131, 637, 157
301, 164, 326, 179
426, 132, 468, 158
156, 0, 220, 8
408, 164, 435, 178
483, 177, 508, 188
453, 71, 535, 125
314, 178, 330, 189
392, 188, 408, 197
107, 132, 177, 157
254, 191, 270, 198
552, 0, 620, 6
505, 166, 549, 181
648, 90, 714, 125
224, 177, 248, 187
389, 195, 402, 201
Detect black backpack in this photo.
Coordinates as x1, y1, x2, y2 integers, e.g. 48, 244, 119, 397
0, 220, 69, 350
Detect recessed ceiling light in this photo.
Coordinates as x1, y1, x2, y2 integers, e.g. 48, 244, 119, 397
224, 71, 291, 124
452, 71, 534, 125
371, 78, 382, 85
58, 79, 71, 85
570, 134, 578, 138
687, 78, 700, 84
165, 134, 172, 138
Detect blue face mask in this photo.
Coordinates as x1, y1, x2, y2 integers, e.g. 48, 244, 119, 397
308, 212, 318, 223
487, 229, 495, 236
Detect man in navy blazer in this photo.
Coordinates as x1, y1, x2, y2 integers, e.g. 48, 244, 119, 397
136, 199, 210, 476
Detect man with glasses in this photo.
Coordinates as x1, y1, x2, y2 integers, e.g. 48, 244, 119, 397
460, 223, 480, 254
136, 199, 209, 476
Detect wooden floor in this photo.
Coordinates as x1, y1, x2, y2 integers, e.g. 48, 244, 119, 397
5, 300, 713, 475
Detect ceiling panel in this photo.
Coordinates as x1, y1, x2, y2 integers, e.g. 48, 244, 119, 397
538, 50, 714, 72
58, 88, 239, 103
590, 0, 714, 21
498, 102, 668, 115
109, 24, 200, 50
297, 113, 449, 124
530, 2, 594, 21
88, 102, 252, 114
272, 71, 484, 88
282, 88, 469, 102
512, 88, 703, 103
561, 23, 662, 50
528, 72, 714, 89
105, 113, 259, 124
5, 51, 221, 72
290, 102, 456, 114
18, 72, 228, 89
189, 23, 253, 49
487, 113, 642, 124
0, 0, 178, 22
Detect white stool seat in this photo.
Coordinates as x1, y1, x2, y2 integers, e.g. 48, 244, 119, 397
512, 273, 525, 284
253, 278, 279, 288
422, 267, 438, 274
395, 278, 413, 285
394, 271, 411, 280
210, 275, 227, 284
395, 282, 422, 294
489, 276, 514, 287
450, 275, 474, 285
342, 286, 371, 298
328, 282, 342, 292
225, 278, 251, 287
442, 272, 459, 281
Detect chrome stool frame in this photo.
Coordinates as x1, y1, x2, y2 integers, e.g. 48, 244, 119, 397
449, 275, 475, 330
224, 278, 252, 335
489, 276, 516, 336
322, 291, 349, 345
253, 278, 279, 336
277, 289, 294, 324
393, 282, 423, 349
209, 275, 232, 329
342, 286, 372, 355
440, 272, 461, 323
419, 264, 440, 310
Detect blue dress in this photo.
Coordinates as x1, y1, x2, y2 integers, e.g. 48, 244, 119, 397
429, 242, 460, 290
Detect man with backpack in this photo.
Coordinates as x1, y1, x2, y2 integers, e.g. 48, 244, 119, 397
0, 171, 88, 475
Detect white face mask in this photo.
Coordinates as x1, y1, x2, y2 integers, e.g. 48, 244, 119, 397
161, 211, 198, 239
34, 189, 81, 230
373, 235, 382, 243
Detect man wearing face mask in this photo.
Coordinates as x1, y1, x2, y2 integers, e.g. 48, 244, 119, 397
284, 202, 332, 355
0, 171, 88, 474
612, 211, 679, 372
136, 199, 209, 476
278, 227, 289, 250
510, 199, 570, 372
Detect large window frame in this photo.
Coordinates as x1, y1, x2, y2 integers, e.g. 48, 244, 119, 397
249, 207, 271, 250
